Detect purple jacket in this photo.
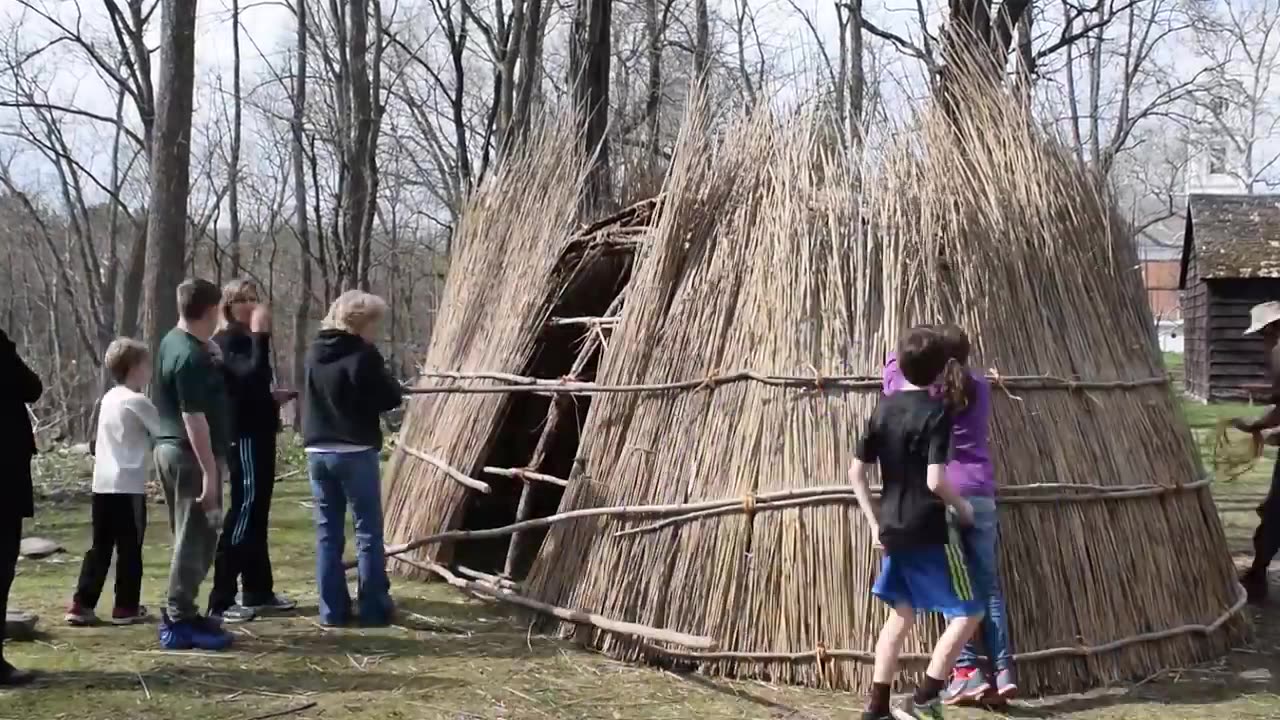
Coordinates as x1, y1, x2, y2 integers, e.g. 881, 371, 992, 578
881, 352, 995, 497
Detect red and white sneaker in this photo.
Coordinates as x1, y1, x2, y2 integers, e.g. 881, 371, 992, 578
941, 667, 991, 706
65, 602, 99, 627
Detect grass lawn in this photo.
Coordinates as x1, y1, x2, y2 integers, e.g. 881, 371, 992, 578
7, 370, 1280, 719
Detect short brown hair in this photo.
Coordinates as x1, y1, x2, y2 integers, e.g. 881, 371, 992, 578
177, 278, 221, 322
104, 337, 149, 384
897, 326, 947, 387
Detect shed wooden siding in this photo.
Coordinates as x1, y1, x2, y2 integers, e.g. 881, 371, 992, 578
1202, 278, 1280, 401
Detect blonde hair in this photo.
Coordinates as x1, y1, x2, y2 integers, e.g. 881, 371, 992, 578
322, 290, 388, 335
220, 278, 260, 326
104, 337, 149, 384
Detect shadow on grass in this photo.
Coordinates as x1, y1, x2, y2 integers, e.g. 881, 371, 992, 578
30, 664, 467, 697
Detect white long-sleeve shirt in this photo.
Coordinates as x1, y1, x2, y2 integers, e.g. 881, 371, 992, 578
93, 385, 164, 494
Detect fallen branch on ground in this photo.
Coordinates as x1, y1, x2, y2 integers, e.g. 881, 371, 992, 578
395, 556, 716, 650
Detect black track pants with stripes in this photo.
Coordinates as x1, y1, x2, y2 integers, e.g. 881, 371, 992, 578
208, 434, 277, 612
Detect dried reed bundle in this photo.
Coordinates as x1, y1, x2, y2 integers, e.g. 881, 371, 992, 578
513, 85, 1247, 694
380, 116, 594, 567
1212, 419, 1263, 482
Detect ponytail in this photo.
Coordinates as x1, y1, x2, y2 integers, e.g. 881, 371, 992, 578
942, 357, 972, 414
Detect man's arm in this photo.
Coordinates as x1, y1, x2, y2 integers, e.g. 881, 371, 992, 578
926, 411, 973, 524
127, 394, 165, 438
851, 416, 880, 543
183, 412, 220, 511
173, 356, 221, 511
848, 458, 879, 540
1233, 405, 1280, 434
215, 331, 271, 384
358, 345, 404, 413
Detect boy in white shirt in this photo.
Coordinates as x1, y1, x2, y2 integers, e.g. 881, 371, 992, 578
66, 338, 163, 626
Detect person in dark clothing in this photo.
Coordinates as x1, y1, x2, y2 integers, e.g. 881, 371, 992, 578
303, 290, 403, 627
207, 279, 298, 623
1234, 302, 1280, 604
1, 327, 43, 686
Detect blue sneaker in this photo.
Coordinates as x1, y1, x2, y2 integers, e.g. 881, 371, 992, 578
159, 613, 195, 650
159, 613, 233, 651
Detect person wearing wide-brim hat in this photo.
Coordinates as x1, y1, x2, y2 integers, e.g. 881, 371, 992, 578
1232, 301, 1280, 603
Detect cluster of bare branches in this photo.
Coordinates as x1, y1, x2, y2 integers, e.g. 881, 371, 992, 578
0, 0, 1276, 441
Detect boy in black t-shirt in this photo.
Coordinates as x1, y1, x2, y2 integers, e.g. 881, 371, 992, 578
850, 327, 984, 720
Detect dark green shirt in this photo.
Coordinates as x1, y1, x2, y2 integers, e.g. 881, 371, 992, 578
151, 327, 230, 458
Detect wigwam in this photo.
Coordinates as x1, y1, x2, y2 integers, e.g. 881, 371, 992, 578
380, 89, 1248, 695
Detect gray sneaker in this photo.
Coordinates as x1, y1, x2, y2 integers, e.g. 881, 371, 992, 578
245, 594, 297, 613
995, 667, 1018, 699
941, 668, 990, 706
209, 605, 257, 624
891, 695, 945, 720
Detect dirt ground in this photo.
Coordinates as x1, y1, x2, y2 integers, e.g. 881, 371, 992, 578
3, 391, 1280, 719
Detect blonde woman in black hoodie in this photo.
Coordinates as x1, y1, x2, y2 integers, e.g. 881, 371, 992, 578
302, 290, 403, 627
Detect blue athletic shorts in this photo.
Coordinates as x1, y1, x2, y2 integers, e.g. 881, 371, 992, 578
872, 540, 984, 617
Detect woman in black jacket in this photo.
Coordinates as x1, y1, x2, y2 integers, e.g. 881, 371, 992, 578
207, 279, 297, 623
1, 328, 42, 685
303, 290, 403, 627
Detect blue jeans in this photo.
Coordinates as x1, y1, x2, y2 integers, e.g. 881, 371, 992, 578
308, 450, 392, 625
955, 496, 1013, 671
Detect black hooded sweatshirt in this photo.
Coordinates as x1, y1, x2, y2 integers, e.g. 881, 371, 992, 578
212, 321, 279, 438
302, 329, 403, 449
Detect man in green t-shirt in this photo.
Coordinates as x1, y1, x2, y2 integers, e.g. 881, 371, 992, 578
151, 278, 234, 651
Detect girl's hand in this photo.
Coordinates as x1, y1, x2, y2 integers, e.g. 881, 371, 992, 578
869, 522, 882, 551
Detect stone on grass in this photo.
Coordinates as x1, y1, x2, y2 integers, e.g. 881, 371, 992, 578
19, 537, 64, 559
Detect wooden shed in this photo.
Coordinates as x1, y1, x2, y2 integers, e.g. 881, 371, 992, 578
1179, 194, 1280, 401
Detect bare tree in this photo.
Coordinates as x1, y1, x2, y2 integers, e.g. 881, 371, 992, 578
144, 0, 201, 350
1187, 0, 1280, 191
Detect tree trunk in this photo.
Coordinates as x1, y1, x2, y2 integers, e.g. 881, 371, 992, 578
848, 0, 864, 140
143, 0, 200, 353
228, 0, 244, 275
512, 0, 543, 142
693, 0, 709, 80
574, 0, 612, 210
292, 0, 313, 425
344, 0, 374, 292
644, 0, 662, 174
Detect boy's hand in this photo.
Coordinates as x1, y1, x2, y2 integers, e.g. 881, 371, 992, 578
952, 499, 975, 528
197, 475, 220, 514
868, 521, 882, 551
206, 341, 223, 365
